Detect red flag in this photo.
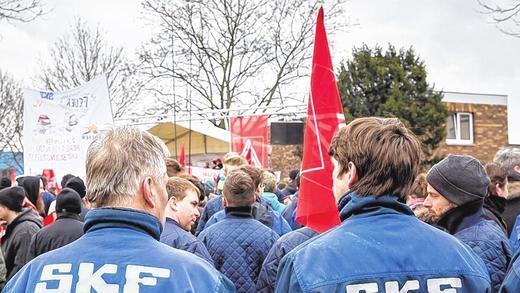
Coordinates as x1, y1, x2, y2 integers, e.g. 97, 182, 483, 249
230, 115, 269, 168
296, 7, 345, 233
178, 143, 186, 167
9, 169, 15, 185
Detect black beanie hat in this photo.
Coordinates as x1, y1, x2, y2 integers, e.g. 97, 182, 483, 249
426, 154, 489, 206
0, 186, 26, 212
65, 176, 86, 198
56, 188, 82, 214
0, 177, 11, 190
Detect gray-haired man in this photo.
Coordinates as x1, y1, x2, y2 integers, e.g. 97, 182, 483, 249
494, 147, 520, 236
5, 127, 235, 292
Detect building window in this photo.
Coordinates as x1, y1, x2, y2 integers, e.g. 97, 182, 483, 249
446, 112, 473, 145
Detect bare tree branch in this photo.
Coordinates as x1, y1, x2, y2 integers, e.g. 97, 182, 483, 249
0, 0, 44, 23
478, 0, 520, 37
0, 69, 24, 170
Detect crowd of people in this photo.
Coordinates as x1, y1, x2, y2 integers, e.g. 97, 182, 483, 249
0, 118, 520, 292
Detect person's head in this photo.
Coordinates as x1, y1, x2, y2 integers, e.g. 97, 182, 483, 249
424, 154, 489, 222
277, 182, 287, 190
223, 171, 256, 207
0, 186, 26, 224
86, 127, 170, 223
238, 165, 263, 195
262, 171, 277, 193
288, 169, 299, 184
20, 175, 45, 215
56, 188, 82, 215
222, 152, 247, 175
0, 177, 11, 190
61, 174, 75, 189
328, 117, 422, 202
165, 157, 183, 177
178, 174, 205, 201
485, 162, 509, 199
164, 177, 201, 231
494, 147, 520, 179
65, 176, 86, 199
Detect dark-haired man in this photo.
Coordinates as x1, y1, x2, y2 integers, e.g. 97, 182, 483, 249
275, 117, 492, 292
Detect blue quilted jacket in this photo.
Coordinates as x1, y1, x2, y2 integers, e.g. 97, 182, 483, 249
197, 195, 225, 235
437, 203, 511, 292
198, 207, 279, 293
509, 215, 520, 255
275, 193, 492, 292
256, 227, 318, 293
4, 208, 236, 292
160, 217, 214, 264
206, 205, 292, 236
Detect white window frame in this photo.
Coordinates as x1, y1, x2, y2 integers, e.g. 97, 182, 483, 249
446, 112, 474, 145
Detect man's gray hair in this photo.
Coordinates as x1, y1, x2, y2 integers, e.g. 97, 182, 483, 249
86, 127, 170, 207
494, 147, 520, 174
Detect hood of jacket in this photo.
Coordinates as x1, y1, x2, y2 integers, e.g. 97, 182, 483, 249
339, 191, 414, 221
6, 208, 42, 236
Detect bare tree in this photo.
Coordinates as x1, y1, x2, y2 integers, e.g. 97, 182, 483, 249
0, 69, 24, 169
478, 0, 520, 37
0, 0, 44, 23
38, 18, 145, 118
139, 0, 349, 127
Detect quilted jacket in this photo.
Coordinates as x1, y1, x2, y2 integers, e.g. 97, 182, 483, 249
500, 250, 520, 292
160, 217, 214, 264
275, 193, 492, 292
198, 207, 279, 293
197, 195, 225, 235
510, 216, 520, 255
437, 201, 511, 293
205, 204, 292, 236
256, 227, 318, 293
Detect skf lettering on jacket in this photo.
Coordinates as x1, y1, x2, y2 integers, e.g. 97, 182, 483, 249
346, 278, 462, 293
34, 263, 171, 292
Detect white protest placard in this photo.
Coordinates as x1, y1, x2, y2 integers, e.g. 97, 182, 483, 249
22, 75, 114, 178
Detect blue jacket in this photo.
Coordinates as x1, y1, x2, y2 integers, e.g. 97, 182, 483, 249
281, 192, 302, 231
206, 205, 292, 236
437, 202, 512, 292
509, 215, 520, 255
500, 250, 520, 292
197, 195, 225, 235
262, 192, 285, 213
256, 227, 318, 293
198, 207, 279, 293
5, 208, 236, 292
160, 217, 214, 264
275, 193, 492, 292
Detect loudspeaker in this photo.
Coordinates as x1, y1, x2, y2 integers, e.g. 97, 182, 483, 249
270, 122, 304, 145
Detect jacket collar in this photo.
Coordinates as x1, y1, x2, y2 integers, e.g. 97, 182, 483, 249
225, 206, 253, 218
436, 200, 484, 234
57, 212, 81, 221
339, 192, 414, 221
84, 208, 163, 240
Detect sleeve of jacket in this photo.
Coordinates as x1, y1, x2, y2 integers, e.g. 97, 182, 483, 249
274, 253, 304, 293
8, 230, 36, 280
465, 239, 510, 292
196, 205, 211, 236
217, 273, 237, 292
256, 240, 289, 293
186, 239, 215, 266
501, 252, 520, 293
24, 233, 38, 264
510, 216, 520, 255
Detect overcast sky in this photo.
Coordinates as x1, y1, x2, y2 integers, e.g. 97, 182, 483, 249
1, 0, 518, 139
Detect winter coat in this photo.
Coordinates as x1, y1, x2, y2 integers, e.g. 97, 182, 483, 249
198, 207, 279, 293
500, 250, 520, 292
484, 195, 508, 235
281, 192, 303, 230
1, 208, 42, 280
25, 213, 84, 262
262, 192, 285, 213
206, 203, 292, 237
504, 178, 520, 236
160, 217, 214, 264
256, 227, 318, 293
0, 248, 6, 290
436, 201, 511, 293
509, 216, 520, 255
196, 195, 224, 235
4, 208, 236, 292
275, 193, 492, 292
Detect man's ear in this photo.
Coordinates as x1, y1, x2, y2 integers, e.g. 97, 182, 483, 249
168, 196, 178, 211
347, 162, 359, 189
142, 177, 156, 209
514, 165, 520, 174
223, 196, 228, 207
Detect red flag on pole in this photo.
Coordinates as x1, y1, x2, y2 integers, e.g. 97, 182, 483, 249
178, 143, 186, 167
296, 7, 345, 233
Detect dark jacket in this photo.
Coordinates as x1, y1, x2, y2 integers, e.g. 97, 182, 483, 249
484, 195, 508, 235
199, 207, 279, 293
437, 201, 511, 292
26, 213, 84, 262
256, 227, 318, 293
160, 217, 213, 264
275, 193, 492, 292
196, 195, 224, 235
4, 208, 236, 292
1, 208, 42, 280
504, 179, 520, 236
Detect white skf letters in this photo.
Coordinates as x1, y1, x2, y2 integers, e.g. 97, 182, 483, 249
35, 263, 171, 293
346, 278, 462, 293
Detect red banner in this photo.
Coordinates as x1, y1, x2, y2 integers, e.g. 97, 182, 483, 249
296, 7, 345, 233
230, 115, 269, 168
